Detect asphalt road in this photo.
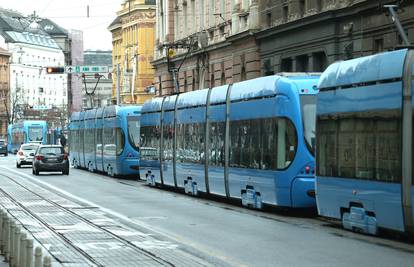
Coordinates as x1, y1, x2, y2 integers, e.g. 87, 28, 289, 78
1, 155, 414, 267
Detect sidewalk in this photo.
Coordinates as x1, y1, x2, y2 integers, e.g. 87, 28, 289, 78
0, 170, 221, 267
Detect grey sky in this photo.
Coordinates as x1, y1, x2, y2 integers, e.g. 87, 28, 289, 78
0, 0, 123, 50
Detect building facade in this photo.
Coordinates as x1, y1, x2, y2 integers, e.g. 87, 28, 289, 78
0, 48, 10, 139
153, 0, 262, 95
0, 9, 68, 128
82, 50, 113, 109
153, 0, 414, 96
257, 0, 414, 75
108, 0, 157, 105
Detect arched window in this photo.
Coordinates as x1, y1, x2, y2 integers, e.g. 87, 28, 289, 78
241, 66, 246, 81
221, 72, 225, 85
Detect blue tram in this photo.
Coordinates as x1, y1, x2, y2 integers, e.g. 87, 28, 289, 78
140, 74, 319, 208
316, 48, 414, 235
69, 105, 141, 177
8, 120, 47, 153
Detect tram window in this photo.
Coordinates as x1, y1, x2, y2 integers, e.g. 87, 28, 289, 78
176, 122, 204, 164
115, 127, 125, 155
140, 125, 160, 161
163, 124, 173, 161
317, 112, 401, 183
80, 129, 84, 150
127, 117, 140, 151
96, 128, 102, 154
229, 117, 297, 170
209, 121, 225, 167
28, 127, 43, 142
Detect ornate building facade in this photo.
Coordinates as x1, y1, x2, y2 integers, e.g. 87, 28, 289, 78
257, 0, 414, 74
108, 0, 156, 104
0, 48, 10, 139
153, 0, 262, 95
153, 0, 414, 96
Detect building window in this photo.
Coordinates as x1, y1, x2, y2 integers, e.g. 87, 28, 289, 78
184, 2, 188, 36
38, 87, 44, 94
184, 76, 188, 92
209, 0, 215, 27
221, 72, 225, 85
313, 52, 327, 72
282, 5, 289, 22
281, 58, 292, 72
210, 73, 215, 88
266, 12, 272, 28
296, 55, 308, 72
191, 0, 196, 33
316, 0, 322, 11
200, 0, 205, 30
240, 66, 246, 81
299, 0, 305, 17
374, 38, 384, 53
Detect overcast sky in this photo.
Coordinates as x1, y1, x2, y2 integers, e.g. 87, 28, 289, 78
0, 0, 123, 50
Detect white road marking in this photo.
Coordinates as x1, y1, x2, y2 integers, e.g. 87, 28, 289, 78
1, 166, 241, 267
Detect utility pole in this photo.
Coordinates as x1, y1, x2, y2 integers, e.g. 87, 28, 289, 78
385, 5, 411, 46
116, 64, 120, 105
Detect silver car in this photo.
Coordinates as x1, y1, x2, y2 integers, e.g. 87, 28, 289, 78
16, 143, 39, 168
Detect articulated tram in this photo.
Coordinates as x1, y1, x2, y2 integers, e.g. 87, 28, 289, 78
316, 48, 414, 235
69, 105, 141, 177
140, 74, 319, 208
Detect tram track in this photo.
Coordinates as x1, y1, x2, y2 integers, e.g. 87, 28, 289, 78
0, 171, 216, 267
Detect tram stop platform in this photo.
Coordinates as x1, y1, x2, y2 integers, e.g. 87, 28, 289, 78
0, 171, 224, 267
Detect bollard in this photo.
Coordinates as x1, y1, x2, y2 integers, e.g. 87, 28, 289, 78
0, 210, 3, 250
42, 256, 51, 267
13, 226, 20, 267
19, 232, 26, 267
25, 239, 33, 267
3, 215, 9, 259
34, 247, 42, 267
9, 221, 15, 264
0, 210, 3, 252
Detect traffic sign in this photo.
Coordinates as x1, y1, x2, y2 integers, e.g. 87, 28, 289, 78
65, 65, 109, 74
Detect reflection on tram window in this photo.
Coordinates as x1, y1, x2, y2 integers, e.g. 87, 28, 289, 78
229, 117, 297, 170
317, 110, 401, 183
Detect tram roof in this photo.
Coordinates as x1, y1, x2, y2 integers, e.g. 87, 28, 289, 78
318, 49, 407, 89
176, 88, 209, 109
161, 95, 176, 111
142, 97, 164, 113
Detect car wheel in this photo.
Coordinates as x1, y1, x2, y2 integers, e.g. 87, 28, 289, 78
32, 168, 35, 175
16, 162, 21, 168
63, 168, 69, 175
34, 167, 39, 176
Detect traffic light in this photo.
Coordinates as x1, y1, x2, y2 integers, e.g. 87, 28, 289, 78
46, 67, 65, 74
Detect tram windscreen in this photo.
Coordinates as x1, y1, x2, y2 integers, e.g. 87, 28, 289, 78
28, 126, 43, 142
127, 117, 140, 151
300, 95, 316, 155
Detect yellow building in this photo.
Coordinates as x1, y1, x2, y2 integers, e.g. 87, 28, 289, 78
108, 0, 156, 104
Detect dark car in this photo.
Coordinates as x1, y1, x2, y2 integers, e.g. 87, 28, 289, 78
0, 139, 7, 156
32, 145, 69, 175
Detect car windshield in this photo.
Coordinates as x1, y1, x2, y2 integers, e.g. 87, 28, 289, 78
39, 147, 63, 155
22, 145, 38, 151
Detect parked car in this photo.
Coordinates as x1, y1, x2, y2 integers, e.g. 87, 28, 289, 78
16, 143, 39, 167
32, 145, 69, 175
0, 139, 7, 156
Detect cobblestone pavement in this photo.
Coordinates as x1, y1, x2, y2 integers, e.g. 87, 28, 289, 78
0, 170, 228, 267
